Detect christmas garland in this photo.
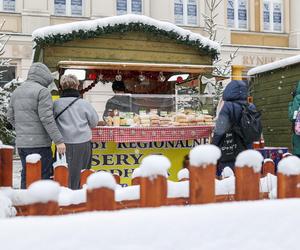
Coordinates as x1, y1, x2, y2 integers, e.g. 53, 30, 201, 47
33, 22, 219, 60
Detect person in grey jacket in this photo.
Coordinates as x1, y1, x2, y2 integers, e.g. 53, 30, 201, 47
7, 62, 66, 189
53, 74, 99, 189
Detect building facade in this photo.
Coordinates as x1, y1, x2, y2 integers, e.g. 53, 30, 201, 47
1, 0, 300, 82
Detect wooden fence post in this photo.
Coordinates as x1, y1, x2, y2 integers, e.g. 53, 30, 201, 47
140, 176, 167, 207
262, 159, 275, 177
0, 146, 14, 187
235, 150, 263, 201
80, 169, 95, 188
26, 154, 42, 189
86, 172, 116, 211
54, 165, 69, 187
131, 168, 141, 185
139, 155, 170, 207
113, 174, 120, 185
188, 145, 221, 204
28, 180, 60, 216
277, 156, 300, 198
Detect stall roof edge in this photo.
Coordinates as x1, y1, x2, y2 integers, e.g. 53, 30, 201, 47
57, 61, 215, 74
248, 54, 300, 76
32, 14, 220, 58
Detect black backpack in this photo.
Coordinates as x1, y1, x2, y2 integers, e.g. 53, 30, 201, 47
239, 104, 262, 144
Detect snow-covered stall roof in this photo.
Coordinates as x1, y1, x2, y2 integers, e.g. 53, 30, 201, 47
32, 14, 220, 58
248, 54, 300, 76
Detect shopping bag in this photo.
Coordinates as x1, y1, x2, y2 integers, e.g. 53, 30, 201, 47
53, 151, 68, 167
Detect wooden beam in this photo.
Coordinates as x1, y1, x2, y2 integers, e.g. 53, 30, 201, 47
57, 61, 214, 74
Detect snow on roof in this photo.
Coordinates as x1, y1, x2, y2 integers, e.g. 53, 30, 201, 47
177, 168, 189, 180
235, 150, 264, 173
139, 155, 171, 178
189, 145, 221, 167
28, 180, 60, 203
87, 171, 117, 190
248, 54, 300, 76
32, 14, 220, 56
26, 154, 41, 164
277, 156, 300, 176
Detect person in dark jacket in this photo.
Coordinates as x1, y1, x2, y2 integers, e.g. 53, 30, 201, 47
7, 63, 66, 188
212, 80, 254, 176
288, 81, 300, 157
102, 80, 131, 120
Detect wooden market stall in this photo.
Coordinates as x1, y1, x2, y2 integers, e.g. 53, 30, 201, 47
248, 55, 300, 151
32, 14, 220, 186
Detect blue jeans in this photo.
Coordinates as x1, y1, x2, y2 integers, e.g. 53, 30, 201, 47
18, 147, 53, 189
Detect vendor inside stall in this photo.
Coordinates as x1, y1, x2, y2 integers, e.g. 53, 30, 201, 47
103, 80, 131, 119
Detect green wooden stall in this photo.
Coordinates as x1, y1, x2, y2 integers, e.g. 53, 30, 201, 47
248, 55, 300, 149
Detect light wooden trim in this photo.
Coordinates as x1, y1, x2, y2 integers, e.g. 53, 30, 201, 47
57, 61, 214, 74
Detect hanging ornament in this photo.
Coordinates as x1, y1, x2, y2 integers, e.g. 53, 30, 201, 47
98, 73, 104, 81
176, 76, 183, 83
115, 71, 122, 81
138, 72, 146, 82
88, 73, 97, 80
158, 72, 166, 82
201, 75, 216, 95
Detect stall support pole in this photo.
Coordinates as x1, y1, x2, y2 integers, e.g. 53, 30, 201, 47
232, 65, 245, 80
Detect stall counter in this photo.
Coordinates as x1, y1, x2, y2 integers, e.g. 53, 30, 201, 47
91, 125, 214, 186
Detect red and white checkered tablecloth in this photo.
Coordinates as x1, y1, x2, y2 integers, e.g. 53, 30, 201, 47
92, 126, 214, 143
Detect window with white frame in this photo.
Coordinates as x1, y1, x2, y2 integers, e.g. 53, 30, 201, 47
54, 0, 83, 16
263, 0, 283, 32
227, 0, 248, 30
0, 0, 15, 12
174, 0, 198, 26
117, 0, 142, 15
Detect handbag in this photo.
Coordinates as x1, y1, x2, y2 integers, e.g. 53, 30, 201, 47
55, 97, 80, 120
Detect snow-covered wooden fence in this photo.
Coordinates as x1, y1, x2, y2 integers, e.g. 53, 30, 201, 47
1, 145, 300, 216
0, 145, 13, 187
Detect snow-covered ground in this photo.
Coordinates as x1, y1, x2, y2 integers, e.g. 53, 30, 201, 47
12, 160, 21, 189
0, 199, 299, 250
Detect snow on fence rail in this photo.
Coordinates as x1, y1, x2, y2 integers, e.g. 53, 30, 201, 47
0, 145, 298, 216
